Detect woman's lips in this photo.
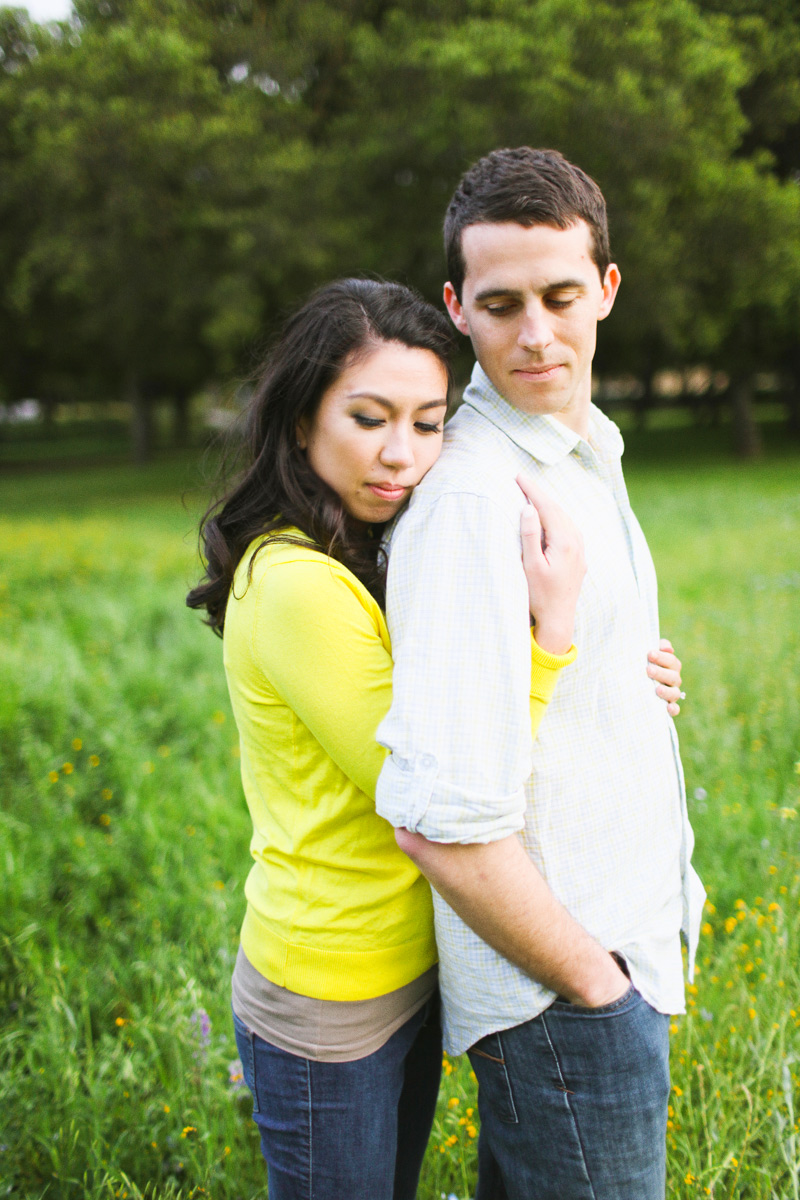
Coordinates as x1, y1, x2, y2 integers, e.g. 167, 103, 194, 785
367, 483, 407, 500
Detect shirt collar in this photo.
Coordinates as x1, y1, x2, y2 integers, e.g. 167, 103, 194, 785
461, 361, 624, 466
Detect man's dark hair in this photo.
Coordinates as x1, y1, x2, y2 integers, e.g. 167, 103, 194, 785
444, 148, 611, 300
187, 278, 454, 632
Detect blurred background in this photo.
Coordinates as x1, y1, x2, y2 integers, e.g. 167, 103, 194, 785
2, 5, 800, 1199
1, 0, 799, 467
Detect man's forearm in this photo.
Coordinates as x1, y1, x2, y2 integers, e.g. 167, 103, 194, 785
396, 829, 628, 1007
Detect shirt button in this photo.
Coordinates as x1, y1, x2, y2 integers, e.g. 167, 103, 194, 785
421, 754, 436, 769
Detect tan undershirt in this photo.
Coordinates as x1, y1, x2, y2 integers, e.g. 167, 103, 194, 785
232, 945, 438, 1063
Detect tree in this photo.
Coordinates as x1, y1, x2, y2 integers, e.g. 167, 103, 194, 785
243, 0, 800, 440
2, 0, 798, 458
0, 0, 317, 458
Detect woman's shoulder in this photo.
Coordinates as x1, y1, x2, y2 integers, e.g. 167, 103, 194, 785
232, 530, 378, 616
238, 530, 324, 577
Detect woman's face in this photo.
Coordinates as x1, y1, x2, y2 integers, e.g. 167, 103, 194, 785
297, 341, 448, 525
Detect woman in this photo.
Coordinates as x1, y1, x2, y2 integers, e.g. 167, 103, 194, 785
187, 278, 681, 1199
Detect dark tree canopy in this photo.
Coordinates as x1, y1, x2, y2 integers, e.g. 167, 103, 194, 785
1, 0, 798, 456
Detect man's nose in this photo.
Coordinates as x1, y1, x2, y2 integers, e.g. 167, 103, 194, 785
379, 424, 415, 469
518, 304, 554, 352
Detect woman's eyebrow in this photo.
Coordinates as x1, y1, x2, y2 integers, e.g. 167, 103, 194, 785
347, 393, 448, 410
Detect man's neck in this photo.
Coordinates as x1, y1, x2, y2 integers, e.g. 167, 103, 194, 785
551, 404, 590, 441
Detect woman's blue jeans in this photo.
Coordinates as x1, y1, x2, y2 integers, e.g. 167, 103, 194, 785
232, 992, 441, 1200
467, 983, 671, 1200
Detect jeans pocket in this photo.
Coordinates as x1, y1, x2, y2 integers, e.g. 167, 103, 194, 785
550, 980, 637, 1017
468, 1031, 519, 1125
232, 1010, 260, 1114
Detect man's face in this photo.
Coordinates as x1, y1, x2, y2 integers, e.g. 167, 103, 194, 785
443, 220, 620, 433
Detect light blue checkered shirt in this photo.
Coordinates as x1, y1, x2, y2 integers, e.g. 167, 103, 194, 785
375, 362, 705, 1056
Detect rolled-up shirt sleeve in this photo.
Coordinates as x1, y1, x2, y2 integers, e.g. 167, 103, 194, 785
376, 491, 542, 843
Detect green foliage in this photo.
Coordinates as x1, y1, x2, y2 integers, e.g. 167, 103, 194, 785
0, 0, 315, 404
0, 452, 799, 1197
1, 0, 799, 421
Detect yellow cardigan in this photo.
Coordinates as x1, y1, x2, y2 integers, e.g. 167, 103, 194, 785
223, 535, 576, 1002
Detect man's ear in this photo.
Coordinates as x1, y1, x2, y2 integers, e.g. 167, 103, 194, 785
598, 264, 621, 322
443, 282, 470, 336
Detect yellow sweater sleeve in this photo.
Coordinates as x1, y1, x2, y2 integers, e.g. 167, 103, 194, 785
250, 555, 394, 800
530, 638, 578, 735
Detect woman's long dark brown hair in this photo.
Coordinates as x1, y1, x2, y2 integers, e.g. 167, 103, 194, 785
186, 278, 455, 634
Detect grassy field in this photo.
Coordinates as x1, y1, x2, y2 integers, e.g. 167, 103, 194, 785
1, 449, 799, 1199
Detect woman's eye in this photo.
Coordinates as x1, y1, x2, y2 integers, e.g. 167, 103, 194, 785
415, 422, 443, 434
353, 414, 384, 428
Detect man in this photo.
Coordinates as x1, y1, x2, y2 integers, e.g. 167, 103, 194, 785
375, 148, 705, 1199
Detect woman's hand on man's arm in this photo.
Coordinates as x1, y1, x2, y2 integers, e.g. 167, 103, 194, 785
517, 473, 585, 657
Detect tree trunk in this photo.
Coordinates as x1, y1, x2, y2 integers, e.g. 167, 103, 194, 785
786, 379, 800, 437
128, 373, 152, 464
729, 374, 763, 459
634, 369, 654, 432
173, 393, 191, 448
785, 350, 800, 437
41, 396, 57, 427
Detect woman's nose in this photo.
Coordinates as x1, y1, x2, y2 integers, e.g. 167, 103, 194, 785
379, 424, 415, 469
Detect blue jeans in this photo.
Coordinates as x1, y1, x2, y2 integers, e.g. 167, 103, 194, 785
467, 983, 670, 1200
232, 992, 441, 1200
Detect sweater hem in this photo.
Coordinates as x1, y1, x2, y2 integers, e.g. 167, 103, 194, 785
241, 905, 438, 1001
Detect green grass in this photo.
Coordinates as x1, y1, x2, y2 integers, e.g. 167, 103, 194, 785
1, 451, 799, 1199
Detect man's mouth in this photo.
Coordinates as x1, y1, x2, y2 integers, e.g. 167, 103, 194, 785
513, 364, 564, 381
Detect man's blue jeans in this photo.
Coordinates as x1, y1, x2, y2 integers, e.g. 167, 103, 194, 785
467, 983, 671, 1200
232, 992, 441, 1200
